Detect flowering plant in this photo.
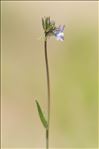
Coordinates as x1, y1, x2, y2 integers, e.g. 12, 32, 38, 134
36, 17, 65, 149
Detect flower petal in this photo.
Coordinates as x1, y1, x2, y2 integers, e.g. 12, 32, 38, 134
55, 32, 64, 41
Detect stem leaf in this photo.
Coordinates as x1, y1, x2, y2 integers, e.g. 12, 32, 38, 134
35, 100, 48, 129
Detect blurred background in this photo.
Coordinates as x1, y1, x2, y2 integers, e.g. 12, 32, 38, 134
1, 1, 98, 148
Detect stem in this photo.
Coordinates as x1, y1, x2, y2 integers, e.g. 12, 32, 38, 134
44, 38, 50, 149
46, 129, 48, 149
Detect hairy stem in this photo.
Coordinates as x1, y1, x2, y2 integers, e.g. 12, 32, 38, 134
44, 38, 50, 149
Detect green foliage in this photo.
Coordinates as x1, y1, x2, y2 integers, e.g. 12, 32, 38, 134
42, 17, 56, 35
35, 100, 48, 129
42, 18, 46, 30
45, 17, 50, 29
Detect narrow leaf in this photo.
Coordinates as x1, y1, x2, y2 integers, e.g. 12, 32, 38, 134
35, 100, 48, 129
42, 18, 45, 30
46, 24, 55, 33
45, 17, 50, 30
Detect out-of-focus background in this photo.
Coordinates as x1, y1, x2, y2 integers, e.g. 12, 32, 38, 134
1, 1, 98, 148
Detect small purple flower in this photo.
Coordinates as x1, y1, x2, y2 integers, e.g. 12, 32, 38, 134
53, 25, 65, 41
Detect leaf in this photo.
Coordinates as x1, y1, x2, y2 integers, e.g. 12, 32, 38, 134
46, 24, 55, 33
42, 18, 45, 30
45, 17, 50, 30
35, 100, 48, 129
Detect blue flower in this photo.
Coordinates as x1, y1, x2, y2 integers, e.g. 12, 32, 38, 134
53, 25, 65, 41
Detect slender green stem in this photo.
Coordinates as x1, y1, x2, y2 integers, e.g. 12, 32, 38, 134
44, 37, 50, 149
